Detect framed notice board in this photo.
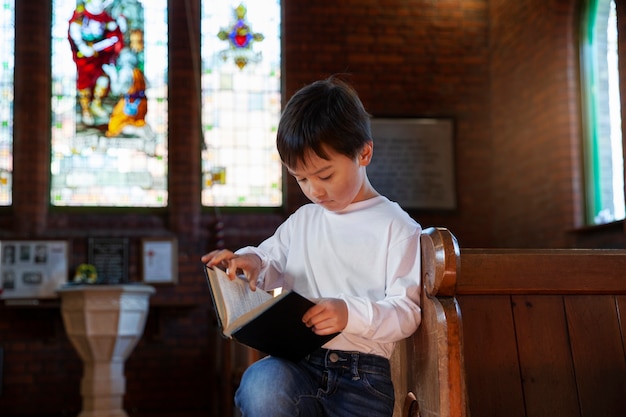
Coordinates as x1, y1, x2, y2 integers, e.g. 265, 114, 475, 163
141, 238, 178, 284
368, 118, 456, 210
0, 240, 69, 299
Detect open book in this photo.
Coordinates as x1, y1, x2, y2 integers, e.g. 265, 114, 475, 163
203, 264, 339, 362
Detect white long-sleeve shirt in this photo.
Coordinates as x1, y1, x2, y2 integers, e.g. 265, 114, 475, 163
236, 196, 422, 359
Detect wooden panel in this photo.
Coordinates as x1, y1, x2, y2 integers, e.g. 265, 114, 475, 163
512, 295, 580, 417
618, 296, 626, 358
459, 251, 626, 294
457, 249, 626, 417
459, 295, 525, 417
391, 338, 410, 417
565, 296, 626, 417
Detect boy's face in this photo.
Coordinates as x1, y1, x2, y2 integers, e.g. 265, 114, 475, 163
288, 143, 375, 212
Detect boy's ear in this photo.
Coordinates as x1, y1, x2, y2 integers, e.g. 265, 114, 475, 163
359, 142, 374, 166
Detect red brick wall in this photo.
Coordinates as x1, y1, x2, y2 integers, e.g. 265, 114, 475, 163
490, 0, 584, 248
283, 0, 494, 246
489, 0, 625, 248
1, 0, 624, 416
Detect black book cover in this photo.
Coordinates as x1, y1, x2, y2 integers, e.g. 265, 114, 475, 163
232, 291, 339, 362
203, 264, 339, 362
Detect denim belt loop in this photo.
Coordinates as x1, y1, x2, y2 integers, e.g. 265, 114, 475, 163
350, 352, 360, 380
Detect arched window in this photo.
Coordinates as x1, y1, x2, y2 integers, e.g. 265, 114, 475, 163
0, 0, 14, 206
580, 0, 624, 224
200, 1, 282, 207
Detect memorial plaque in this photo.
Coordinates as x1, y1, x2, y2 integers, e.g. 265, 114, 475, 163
88, 238, 129, 284
368, 118, 456, 210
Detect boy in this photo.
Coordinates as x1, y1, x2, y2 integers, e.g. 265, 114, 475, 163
201, 75, 422, 417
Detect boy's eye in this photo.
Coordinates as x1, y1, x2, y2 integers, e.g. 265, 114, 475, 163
319, 175, 332, 181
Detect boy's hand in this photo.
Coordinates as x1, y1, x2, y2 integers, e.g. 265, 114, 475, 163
201, 250, 262, 291
302, 298, 348, 335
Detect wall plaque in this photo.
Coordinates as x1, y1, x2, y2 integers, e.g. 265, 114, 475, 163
368, 118, 456, 210
141, 238, 178, 284
0, 240, 68, 299
88, 238, 129, 284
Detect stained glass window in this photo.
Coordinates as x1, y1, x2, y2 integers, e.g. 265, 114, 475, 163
0, 0, 14, 206
201, 1, 282, 207
51, 0, 168, 207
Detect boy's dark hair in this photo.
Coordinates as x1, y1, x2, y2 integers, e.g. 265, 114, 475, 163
276, 75, 372, 169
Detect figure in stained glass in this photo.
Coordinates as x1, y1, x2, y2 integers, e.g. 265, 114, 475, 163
68, 0, 124, 126
51, 0, 168, 207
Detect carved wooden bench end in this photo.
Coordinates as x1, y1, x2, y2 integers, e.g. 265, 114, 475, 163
391, 227, 469, 417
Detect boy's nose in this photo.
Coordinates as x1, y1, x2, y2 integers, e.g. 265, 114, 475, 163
308, 183, 325, 199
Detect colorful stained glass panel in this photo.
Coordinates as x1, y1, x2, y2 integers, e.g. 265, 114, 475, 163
201, 1, 282, 207
51, 0, 168, 207
0, 0, 14, 206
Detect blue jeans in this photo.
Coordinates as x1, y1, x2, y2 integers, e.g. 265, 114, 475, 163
235, 348, 395, 417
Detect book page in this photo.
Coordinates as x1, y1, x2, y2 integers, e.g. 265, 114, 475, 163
206, 266, 272, 332
227, 290, 293, 334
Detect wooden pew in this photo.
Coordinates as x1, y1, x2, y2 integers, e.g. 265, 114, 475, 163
458, 249, 626, 417
391, 227, 469, 417
222, 231, 626, 417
